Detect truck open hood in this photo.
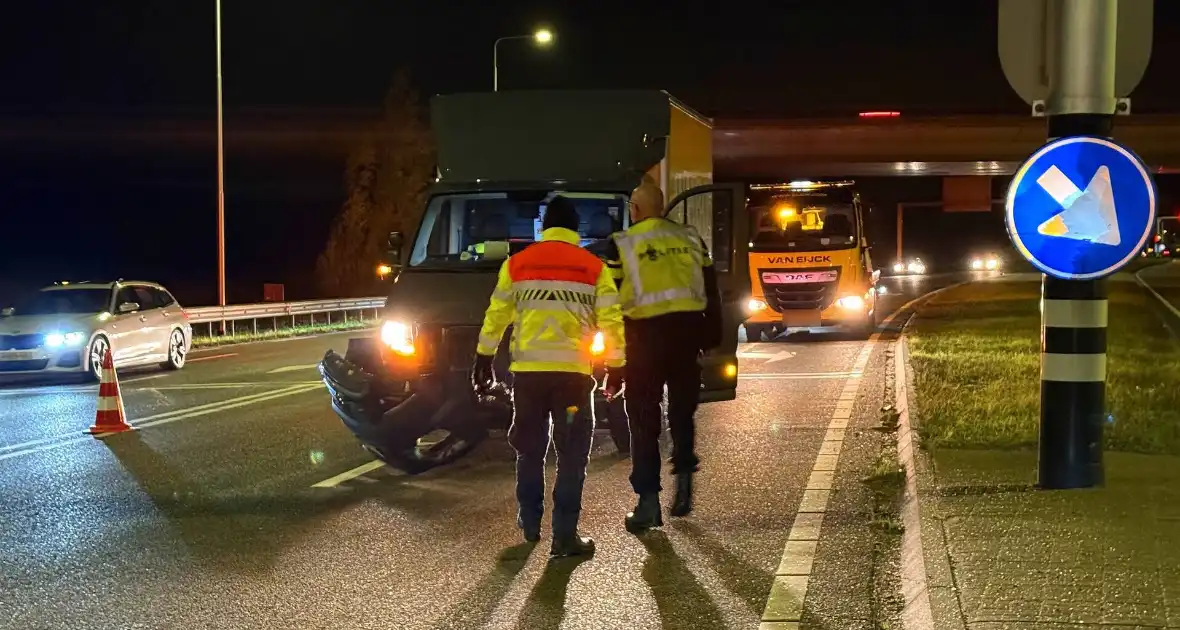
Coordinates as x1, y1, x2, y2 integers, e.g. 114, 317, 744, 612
432, 90, 673, 184
383, 269, 499, 326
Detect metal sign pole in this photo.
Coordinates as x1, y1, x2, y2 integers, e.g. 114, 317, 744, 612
1038, 0, 1117, 489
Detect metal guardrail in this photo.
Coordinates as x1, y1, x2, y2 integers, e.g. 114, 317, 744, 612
185, 297, 387, 337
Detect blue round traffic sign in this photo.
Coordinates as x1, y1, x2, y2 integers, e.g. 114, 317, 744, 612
1005, 135, 1156, 280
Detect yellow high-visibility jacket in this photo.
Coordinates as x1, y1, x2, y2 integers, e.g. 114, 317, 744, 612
607, 218, 711, 320
476, 227, 625, 375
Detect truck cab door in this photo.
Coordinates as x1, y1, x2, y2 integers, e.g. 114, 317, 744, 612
664, 183, 750, 403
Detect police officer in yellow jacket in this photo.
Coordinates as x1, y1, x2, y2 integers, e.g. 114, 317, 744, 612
472, 195, 626, 557
604, 181, 723, 532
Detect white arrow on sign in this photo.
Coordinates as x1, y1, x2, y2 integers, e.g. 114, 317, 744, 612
736, 350, 795, 364
1035, 165, 1121, 246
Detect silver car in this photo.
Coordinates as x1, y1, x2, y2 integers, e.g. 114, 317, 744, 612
0, 281, 193, 380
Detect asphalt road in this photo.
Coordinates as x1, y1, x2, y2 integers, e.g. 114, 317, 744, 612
0, 273, 964, 630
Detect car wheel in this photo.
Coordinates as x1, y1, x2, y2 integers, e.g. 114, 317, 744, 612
163, 328, 187, 370
87, 335, 110, 382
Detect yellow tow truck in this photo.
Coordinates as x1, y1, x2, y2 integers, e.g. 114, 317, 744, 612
742, 181, 880, 340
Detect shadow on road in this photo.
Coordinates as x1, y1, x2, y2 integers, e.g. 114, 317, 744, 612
98, 430, 466, 573
673, 520, 774, 617
516, 554, 591, 630
638, 531, 726, 630
428, 542, 537, 630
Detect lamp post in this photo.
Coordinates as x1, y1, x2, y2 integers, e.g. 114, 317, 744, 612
493, 28, 554, 91
215, 0, 227, 310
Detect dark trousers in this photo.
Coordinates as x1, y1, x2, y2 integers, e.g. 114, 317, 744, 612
624, 312, 703, 495
509, 372, 595, 539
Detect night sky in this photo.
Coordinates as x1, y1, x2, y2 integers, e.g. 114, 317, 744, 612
3, 1, 1179, 304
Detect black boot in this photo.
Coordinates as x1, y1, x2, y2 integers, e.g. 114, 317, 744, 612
550, 533, 595, 558
625, 493, 664, 533
670, 473, 694, 517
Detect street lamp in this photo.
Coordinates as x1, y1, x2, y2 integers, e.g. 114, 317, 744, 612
493, 28, 554, 91
215, 0, 227, 310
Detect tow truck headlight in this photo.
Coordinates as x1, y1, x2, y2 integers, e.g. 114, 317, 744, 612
907, 261, 926, 274
746, 298, 768, 313
590, 331, 605, 356
380, 320, 415, 356
985, 258, 1000, 270
836, 295, 865, 310
971, 258, 983, 270
892, 262, 905, 273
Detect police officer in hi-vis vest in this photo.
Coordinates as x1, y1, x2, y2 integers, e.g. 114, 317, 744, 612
472, 195, 626, 557
603, 180, 723, 532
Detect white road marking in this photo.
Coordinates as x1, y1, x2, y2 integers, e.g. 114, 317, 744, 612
267, 364, 320, 374
761, 281, 970, 626
737, 350, 795, 364
311, 459, 386, 488
740, 371, 861, 380
0, 383, 322, 462
187, 353, 238, 363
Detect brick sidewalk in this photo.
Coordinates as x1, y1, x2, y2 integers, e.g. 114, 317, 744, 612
926, 448, 1180, 628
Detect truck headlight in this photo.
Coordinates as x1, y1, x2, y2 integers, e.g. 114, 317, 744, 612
986, 258, 999, 270
971, 259, 984, 270
836, 295, 865, 310
380, 320, 415, 356
893, 263, 905, 273
746, 298, 768, 313
907, 262, 925, 274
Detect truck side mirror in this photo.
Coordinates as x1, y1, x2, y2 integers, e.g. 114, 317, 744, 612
387, 231, 405, 261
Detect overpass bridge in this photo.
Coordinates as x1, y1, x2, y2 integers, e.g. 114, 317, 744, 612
713, 114, 1180, 179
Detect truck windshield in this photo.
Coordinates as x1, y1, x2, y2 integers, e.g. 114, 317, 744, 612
750, 202, 860, 253
409, 191, 627, 267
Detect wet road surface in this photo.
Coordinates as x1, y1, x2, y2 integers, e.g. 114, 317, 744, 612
0, 274, 962, 629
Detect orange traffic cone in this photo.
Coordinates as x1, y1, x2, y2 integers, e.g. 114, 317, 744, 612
88, 347, 132, 435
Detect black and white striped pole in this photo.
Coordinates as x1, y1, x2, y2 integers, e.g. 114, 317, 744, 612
1038, 0, 1116, 489
1002, 0, 1156, 489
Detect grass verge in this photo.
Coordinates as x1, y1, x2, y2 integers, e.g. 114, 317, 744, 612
908, 277, 1180, 454
191, 320, 373, 349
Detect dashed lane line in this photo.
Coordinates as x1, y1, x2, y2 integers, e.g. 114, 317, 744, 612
760, 281, 970, 628
0, 383, 322, 462
187, 353, 238, 363
311, 460, 388, 488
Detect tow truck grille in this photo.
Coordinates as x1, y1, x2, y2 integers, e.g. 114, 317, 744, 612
759, 268, 841, 312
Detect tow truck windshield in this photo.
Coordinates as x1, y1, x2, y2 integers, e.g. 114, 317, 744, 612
750, 202, 859, 253
409, 191, 627, 267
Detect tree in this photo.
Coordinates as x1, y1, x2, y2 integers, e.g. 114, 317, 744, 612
315, 70, 434, 296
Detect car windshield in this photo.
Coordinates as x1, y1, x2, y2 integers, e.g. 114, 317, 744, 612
750, 200, 859, 253
409, 191, 627, 267
10, 288, 111, 315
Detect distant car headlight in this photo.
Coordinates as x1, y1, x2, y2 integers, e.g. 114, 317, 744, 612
44, 331, 86, 348
747, 298, 768, 313
380, 320, 415, 356
985, 258, 999, 270
971, 259, 984, 270
876, 285, 888, 295
892, 263, 906, 273
836, 295, 866, 310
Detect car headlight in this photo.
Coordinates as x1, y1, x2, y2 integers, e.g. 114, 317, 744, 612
971, 259, 984, 270
985, 258, 999, 270
836, 295, 865, 310
876, 285, 888, 295
893, 263, 905, 273
44, 331, 86, 348
747, 298, 768, 313
380, 320, 415, 356
590, 331, 605, 356
907, 262, 925, 273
